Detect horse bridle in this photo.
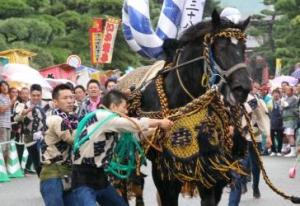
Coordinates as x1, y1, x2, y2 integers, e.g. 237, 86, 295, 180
163, 28, 248, 100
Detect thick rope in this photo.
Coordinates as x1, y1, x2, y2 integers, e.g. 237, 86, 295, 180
175, 52, 196, 100
243, 107, 300, 204
74, 109, 146, 180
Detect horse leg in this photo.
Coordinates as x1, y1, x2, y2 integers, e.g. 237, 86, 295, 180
131, 175, 145, 206
214, 180, 227, 205
198, 186, 216, 206
152, 162, 182, 206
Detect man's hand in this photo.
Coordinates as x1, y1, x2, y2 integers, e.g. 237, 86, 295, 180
265, 136, 272, 148
159, 118, 173, 130
22, 106, 33, 116
228, 126, 234, 137
10, 96, 17, 106
0, 104, 10, 113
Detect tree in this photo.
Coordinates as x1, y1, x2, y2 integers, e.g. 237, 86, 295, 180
37, 15, 66, 43
204, 0, 221, 17
0, 18, 52, 44
26, 0, 50, 11
0, 0, 33, 19
249, 0, 300, 74
57, 11, 82, 33
0, 0, 221, 71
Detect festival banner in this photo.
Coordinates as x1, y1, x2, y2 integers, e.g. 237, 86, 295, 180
89, 18, 104, 65
178, 0, 206, 37
98, 17, 120, 64
275, 58, 282, 77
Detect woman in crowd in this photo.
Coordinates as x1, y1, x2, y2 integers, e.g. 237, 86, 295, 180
0, 80, 12, 161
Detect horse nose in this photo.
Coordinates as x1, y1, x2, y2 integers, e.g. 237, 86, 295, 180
231, 82, 251, 103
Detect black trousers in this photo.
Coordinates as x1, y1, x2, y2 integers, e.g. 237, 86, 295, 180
247, 141, 261, 189
16, 143, 33, 169
26, 143, 41, 176
270, 129, 283, 153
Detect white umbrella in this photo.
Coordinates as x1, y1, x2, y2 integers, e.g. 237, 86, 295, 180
0, 64, 52, 89
45, 78, 74, 88
269, 75, 298, 89
0, 64, 52, 99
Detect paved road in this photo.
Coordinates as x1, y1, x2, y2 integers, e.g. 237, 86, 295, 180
0, 156, 299, 206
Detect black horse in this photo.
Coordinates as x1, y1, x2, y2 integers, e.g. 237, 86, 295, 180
131, 10, 252, 206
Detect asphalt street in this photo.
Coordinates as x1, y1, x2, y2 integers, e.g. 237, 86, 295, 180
0, 156, 299, 206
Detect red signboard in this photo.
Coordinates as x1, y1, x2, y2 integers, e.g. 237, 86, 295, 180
98, 17, 120, 64
89, 18, 104, 65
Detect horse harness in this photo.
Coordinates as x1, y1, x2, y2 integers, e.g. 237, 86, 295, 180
126, 28, 252, 188
125, 27, 300, 204
168, 28, 248, 100
128, 28, 247, 118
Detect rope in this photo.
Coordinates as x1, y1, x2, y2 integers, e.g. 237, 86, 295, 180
176, 68, 195, 100
160, 56, 205, 74
0, 141, 14, 145
74, 108, 147, 180
243, 107, 300, 204
104, 132, 146, 179
73, 109, 118, 154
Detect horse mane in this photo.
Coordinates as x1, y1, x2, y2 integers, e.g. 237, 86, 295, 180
162, 13, 250, 62
179, 19, 246, 45
179, 20, 212, 43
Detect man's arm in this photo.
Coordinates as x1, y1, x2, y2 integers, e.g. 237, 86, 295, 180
48, 116, 74, 145
105, 116, 173, 134
14, 103, 32, 122
0, 104, 10, 113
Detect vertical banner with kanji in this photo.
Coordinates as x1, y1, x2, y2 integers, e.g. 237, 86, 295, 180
178, 0, 206, 37
98, 17, 120, 64
89, 18, 104, 65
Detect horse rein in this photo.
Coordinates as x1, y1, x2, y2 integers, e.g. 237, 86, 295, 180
160, 28, 248, 99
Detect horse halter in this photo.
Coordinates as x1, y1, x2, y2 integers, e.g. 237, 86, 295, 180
173, 28, 247, 99
203, 28, 247, 86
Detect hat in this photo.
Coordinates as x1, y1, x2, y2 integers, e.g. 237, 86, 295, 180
220, 7, 242, 24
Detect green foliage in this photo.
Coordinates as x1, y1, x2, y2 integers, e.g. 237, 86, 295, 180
89, 0, 123, 17
204, 0, 221, 17
37, 15, 66, 42
0, 0, 220, 71
57, 11, 81, 33
0, 0, 33, 19
0, 35, 8, 50
250, 0, 300, 74
46, 47, 71, 64
26, 0, 50, 11
0, 18, 52, 44
0, 18, 29, 42
44, 2, 66, 16
61, 0, 91, 13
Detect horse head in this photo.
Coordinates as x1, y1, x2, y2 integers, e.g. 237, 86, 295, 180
163, 9, 251, 105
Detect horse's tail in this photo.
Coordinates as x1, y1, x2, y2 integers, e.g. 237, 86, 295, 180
243, 109, 300, 204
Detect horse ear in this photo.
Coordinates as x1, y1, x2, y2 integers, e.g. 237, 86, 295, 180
211, 9, 221, 27
241, 16, 251, 31
163, 39, 180, 62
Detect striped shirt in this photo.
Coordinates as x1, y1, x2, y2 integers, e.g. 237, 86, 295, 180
73, 110, 151, 168
243, 93, 270, 142
41, 114, 76, 165
0, 94, 11, 128
14, 101, 50, 145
